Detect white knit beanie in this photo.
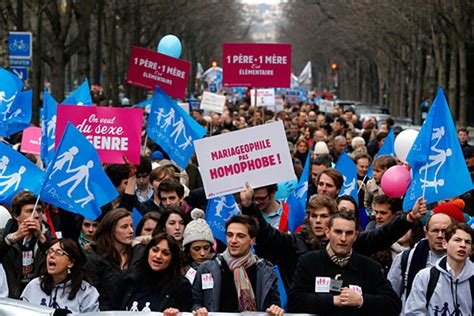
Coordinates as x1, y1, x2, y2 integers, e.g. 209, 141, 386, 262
182, 208, 214, 247
314, 141, 330, 154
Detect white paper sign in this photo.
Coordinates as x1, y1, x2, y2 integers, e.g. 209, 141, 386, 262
267, 95, 284, 112
200, 91, 226, 114
194, 121, 294, 198
250, 89, 275, 107
319, 99, 334, 113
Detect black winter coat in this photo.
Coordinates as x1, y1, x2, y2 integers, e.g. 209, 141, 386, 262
288, 249, 402, 315
242, 204, 413, 290
114, 270, 192, 312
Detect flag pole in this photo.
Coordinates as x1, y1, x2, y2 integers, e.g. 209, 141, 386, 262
253, 88, 258, 126
357, 174, 368, 193
142, 135, 148, 156
23, 194, 42, 246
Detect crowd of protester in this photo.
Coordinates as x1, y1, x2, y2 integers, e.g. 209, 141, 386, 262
0, 88, 473, 315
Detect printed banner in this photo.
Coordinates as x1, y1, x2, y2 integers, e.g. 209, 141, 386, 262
194, 121, 294, 198
55, 105, 143, 164
318, 99, 334, 113
127, 46, 190, 99
21, 126, 41, 155
223, 43, 291, 88
285, 90, 301, 104
250, 89, 275, 107
200, 91, 226, 113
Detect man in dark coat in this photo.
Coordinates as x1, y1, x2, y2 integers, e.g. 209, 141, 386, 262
288, 211, 401, 315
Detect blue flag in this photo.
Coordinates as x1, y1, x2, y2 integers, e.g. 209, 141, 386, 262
205, 194, 241, 245
403, 87, 472, 211
40, 90, 59, 167
62, 79, 92, 105
0, 142, 45, 204
335, 151, 359, 204
366, 128, 395, 178
136, 98, 153, 114
147, 86, 207, 169
132, 207, 143, 234
40, 123, 118, 220
287, 153, 310, 232
273, 265, 287, 310
0, 89, 32, 137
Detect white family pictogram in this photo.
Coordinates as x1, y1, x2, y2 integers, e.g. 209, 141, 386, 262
214, 196, 240, 221
153, 108, 194, 149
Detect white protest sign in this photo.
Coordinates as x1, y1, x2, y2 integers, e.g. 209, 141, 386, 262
200, 91, 226, 113
268, 95, 284, 112
319, 99, 334, 113
194, 120, 294, 198
250, 89, 275, 107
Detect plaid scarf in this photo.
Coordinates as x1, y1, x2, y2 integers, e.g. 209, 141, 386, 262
222, 249, 257, 312
326, 243, 352, 267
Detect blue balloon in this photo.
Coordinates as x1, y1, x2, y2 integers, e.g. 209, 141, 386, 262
157, 35, 182, 59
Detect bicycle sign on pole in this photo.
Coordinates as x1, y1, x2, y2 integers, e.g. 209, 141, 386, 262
8, 32, 32, 59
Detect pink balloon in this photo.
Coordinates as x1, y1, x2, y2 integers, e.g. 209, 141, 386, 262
381, 165, 412, 198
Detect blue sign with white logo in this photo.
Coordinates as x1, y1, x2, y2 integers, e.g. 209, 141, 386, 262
10, 67, 28, 80
209, 83, 218, 93
8, 32, 32, 59
9, 58, 32, 67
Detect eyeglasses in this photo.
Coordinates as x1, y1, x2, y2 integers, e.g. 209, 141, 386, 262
46, 249, 69, 257
252, 194, 270, 203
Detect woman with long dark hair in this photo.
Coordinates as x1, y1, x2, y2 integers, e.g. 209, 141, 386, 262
85, 208, 139, 310
114, 233, 192, 312
21, 238, 99, 313
153, 206, 190, 246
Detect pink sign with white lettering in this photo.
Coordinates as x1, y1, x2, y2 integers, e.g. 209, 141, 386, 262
55, 105, 143, 164
127, 46, 190, 99
20, 126, 41, 155
222, 43, 291, 88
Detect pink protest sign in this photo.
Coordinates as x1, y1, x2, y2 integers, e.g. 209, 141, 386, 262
222, 43, 291, 88
20, 126, 41, 155
55, 105, 143, 164
127, 46, 190, 99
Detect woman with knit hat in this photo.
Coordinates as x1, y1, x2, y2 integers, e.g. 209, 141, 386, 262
182, 209, 215, 283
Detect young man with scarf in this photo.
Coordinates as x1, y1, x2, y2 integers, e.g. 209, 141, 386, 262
288, 211, 401, 315
192, 215, 283, 316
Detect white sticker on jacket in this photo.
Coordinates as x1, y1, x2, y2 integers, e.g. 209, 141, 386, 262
202, 273, 214, 289
315, 277, 331, 293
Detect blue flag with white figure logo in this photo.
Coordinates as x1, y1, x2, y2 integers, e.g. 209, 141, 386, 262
205, 194, 241, 245
136, 97, 153, 114
403, 87, 472, 211
0, 142, 44, 204
146, 86, 207, 169
366, 128, 395, 179
0, 89, 32, 137
40, 123, 118, 220
62, 79, 93, 105
40, 90, 59, 167
335, 151, 359, 204
286, 153, 310, 232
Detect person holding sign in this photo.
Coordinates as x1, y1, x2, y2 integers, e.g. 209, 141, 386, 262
288, 212, 402, 315
192, 215, 283, 316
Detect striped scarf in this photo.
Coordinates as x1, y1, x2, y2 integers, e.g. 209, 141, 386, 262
326, 243, 352, 267
222, 249, 257, 312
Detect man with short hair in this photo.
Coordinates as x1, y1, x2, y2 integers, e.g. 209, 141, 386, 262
331, 135, 347, 162
0, 191, 52, 298
134, 156, 153, 203
307, 156, 333, 201
252, 184, 284, 229
353, 152, 371, 181
404, 222, 473, 315
192, 215, 283, 316
388, 212, 454, 304
365, 195, 402, 231
288, 212, 401, 315
157, 178, 185, 208
457, 127, 471, 150
316, 168, 344, 199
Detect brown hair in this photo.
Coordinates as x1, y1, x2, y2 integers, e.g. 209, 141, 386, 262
444, 222, 474, 242
11, 190, 42, 216
372, 156, 397, 171
94, 208, 133, 266
316, 168, 344, 191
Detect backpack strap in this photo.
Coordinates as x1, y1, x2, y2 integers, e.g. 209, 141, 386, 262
470, 276, 474, 313
400, 249, 410, 297
425, 266, 441, 310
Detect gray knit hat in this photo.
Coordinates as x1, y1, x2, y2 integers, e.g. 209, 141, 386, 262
182, 209, 214, 247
